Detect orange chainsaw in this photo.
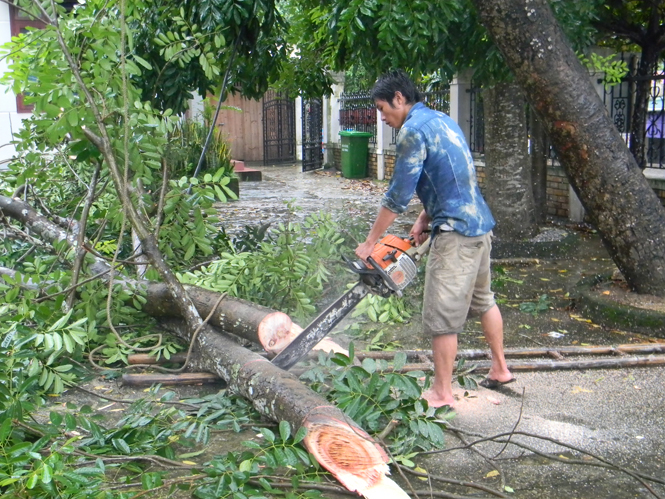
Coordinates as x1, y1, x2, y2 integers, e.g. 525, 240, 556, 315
272, 234, 430, 370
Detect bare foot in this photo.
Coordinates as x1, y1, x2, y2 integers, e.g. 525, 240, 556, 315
421, 389, 456, 409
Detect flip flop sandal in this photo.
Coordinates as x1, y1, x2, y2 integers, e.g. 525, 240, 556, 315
479, 377, 517, 389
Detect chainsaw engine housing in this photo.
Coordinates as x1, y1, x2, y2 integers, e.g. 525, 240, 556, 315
348, 235, 420, 297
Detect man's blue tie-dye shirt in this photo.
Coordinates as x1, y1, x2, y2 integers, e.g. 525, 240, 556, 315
381, 102, 495, 237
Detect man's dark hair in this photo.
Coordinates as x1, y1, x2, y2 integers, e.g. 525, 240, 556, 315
371, 70, 422, 107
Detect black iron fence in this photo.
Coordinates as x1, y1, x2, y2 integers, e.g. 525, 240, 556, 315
339, 91, 377, 145
339, 88, 450, 146
468, 87, 484, 154
602, 53, 665, 168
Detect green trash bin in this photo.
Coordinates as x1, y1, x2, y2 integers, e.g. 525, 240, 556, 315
339, 130, 372, 179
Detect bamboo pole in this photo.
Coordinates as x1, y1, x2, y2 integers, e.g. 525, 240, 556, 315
356, 343, 665, 362
395, 355, 665, 374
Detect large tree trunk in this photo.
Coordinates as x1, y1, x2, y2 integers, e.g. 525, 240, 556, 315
162, 320, 408, 499
0, 196, 397, 497
472, 0, 665, 296
484, 81, 538, 239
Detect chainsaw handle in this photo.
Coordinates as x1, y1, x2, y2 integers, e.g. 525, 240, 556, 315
408, 236, 431, 262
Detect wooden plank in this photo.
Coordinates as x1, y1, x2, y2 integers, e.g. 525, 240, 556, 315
121, 372, 223, 386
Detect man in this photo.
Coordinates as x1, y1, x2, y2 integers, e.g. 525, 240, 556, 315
355, 70, 514, 408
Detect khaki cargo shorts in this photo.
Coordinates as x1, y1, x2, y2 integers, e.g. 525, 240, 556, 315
422, 230, 495, 336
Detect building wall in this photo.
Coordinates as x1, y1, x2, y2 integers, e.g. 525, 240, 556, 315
0, 3, 30, 166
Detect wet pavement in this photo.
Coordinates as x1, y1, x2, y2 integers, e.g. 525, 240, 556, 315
219, 164, 665, 498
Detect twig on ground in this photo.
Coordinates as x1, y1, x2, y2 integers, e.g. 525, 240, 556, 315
72, 384, 200, 409
398, 465, 508, 498
491, 387, 526, 459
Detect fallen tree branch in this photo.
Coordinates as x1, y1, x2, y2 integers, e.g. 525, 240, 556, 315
72, 384, 199, 409
397, 465, 508, 498
389, 355, 665, 374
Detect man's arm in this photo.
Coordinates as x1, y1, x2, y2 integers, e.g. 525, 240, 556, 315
355, 206, 399, 261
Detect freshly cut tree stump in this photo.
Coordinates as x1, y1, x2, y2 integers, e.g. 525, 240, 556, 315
303, 412, 408, 498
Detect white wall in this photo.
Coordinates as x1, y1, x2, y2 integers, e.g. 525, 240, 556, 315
0, 3, 31, 167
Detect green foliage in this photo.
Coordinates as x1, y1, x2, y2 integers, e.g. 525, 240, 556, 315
180, 209, 347, 320
133, 0, 290, 112
491, 266, 524, 291
351, 292, 412, 324
159, 171, 237, 262
344, 324, 403, 351
519, 294, 552, 317
167, 105, 237, 179
194, 423, 322, 499
579, 52, 629, 87
0, 382, 260, 498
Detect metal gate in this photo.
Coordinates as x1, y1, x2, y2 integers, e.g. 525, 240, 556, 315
263, 90, 296, 165
302, 97, 323, 172
602, 53, 665, 168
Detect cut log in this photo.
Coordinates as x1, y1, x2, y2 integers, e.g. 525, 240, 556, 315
143, 282, 295, 352
161, 319, 408, 499
144, 283, 347, 358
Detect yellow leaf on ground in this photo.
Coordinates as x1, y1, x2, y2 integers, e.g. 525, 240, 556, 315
571, 386, 593, 394
540, 278, 550, 281
550, 318, 560, 322
414, 466, 428, 480
558, 455, 569, 460
486, 470, 500, 478
602, 291, 611, 295
182, 461, 198, 465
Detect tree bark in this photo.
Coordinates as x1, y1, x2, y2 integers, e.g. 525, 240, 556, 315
529, 107, 549, 224
484, 81, 538, 239
472, 0, 665, 296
